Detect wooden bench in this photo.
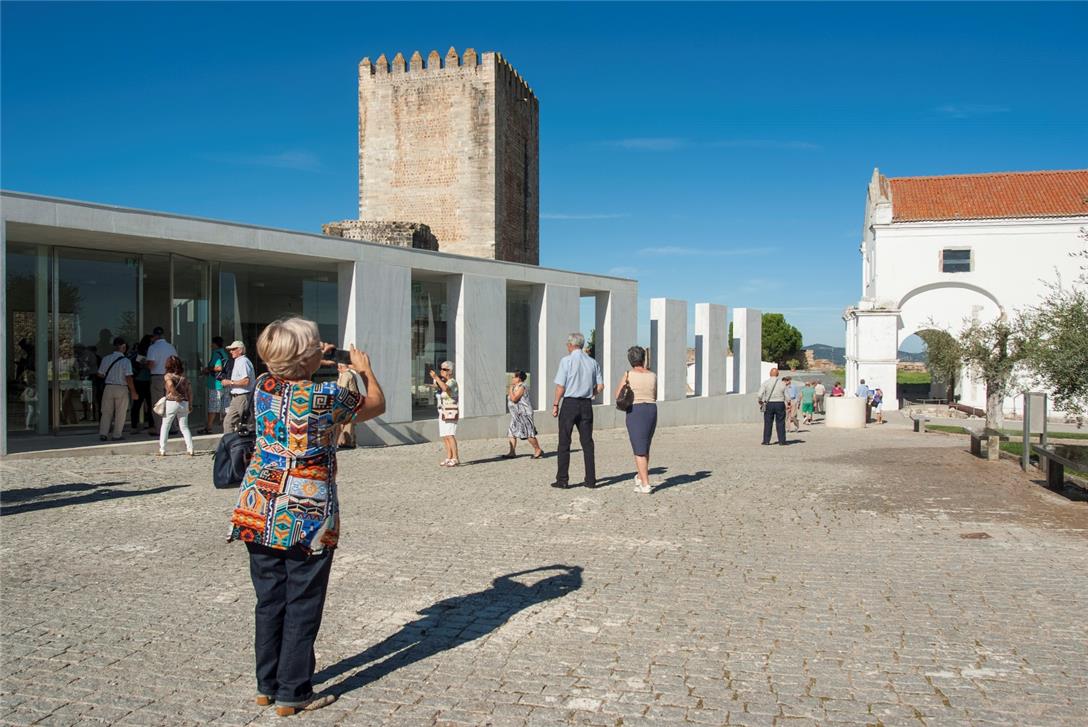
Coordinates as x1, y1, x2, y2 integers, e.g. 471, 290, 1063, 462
910, 414, 930, 433
969, 428, 1009, 461
1031, 443, 1088, 489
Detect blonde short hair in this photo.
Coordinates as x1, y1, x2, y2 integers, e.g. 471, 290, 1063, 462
257, 317, 321, 379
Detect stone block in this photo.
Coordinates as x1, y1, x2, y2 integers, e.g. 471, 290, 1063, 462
694, 303, 727, 397
650, 298, 688, 401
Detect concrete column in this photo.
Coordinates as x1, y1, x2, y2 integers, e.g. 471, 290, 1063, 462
0, 217, 6, 455
694, 303, 727, 397
732, 307, 762, 394
596, 286, 638, 404
650, 298, 687, 401
338, 259, 412, 424
852, 309, 900, 410
449, 274, 507, 418
530, 283, 579, 410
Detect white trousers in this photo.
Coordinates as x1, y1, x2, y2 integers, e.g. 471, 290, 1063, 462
159, 400, 194, 453
99, 385, 130, 438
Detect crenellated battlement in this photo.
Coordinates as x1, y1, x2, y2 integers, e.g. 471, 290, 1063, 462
359, 47, 537, 101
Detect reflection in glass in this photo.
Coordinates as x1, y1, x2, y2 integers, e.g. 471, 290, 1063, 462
4, 243, 50, 434
411, 279, 448, 417
55, 249, 139, 428
506, 284, 533, 392
173, 256, 210, 425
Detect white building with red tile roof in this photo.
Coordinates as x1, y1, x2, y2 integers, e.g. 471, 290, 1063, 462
844, 168, 1088, 414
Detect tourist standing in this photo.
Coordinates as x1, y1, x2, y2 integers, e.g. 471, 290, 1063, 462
222, 340, 256, 433
872, 387, 885, 424
784, 377, 801, 432
430, 361, 460, 466
146, 326, 178, 436
228, 318, 385, 717
814, 380, 826, 414
505, 371, 542, 459
618, 346, 658, 493
758, 367, 787, 445
130, 335, 154, 431
800, 380, 816, 425
96, 337, 137, 441
551, 332, 603, 489
158, 355, 194, 455
200, 336, 230, 434
855, 378, 871, 400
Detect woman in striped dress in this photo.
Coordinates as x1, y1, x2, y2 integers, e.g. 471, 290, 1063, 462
504, 371, 543, 459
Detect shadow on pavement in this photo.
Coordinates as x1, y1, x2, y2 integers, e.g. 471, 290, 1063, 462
1, 480, 128, 503
1, 484, 188, 516
463, 449, 575, 465
651, 470, 713, 493
316, 565, 583, 696
592, 466, 667, 489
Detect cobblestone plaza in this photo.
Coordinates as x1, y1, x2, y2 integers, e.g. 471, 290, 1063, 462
2, 421, 1086, 726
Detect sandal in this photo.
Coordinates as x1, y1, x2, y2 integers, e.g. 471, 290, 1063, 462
275, 693, 337, 717
439, 459, 452, 467
501, 452, 516, 459
532, 451, 544, 459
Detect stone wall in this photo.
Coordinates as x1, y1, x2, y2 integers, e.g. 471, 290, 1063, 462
357, 48, 539, 264
323, 220, 438, 251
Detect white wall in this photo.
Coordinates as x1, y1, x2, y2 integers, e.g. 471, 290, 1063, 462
650, 298, 688, 401
732, 307, 762, 394
694, 303, 727, 397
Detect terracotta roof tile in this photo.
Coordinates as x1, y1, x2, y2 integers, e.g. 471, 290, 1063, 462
889, 169, 1088, 222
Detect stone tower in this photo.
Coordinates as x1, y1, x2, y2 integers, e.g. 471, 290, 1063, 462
356, 48, 539, 264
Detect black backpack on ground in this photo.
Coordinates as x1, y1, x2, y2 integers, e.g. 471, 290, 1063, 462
213, 432, 255, 489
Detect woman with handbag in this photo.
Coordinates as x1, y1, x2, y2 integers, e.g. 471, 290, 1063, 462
504, 370, 543, 459
157, 355, 194, 456
615, 346, 658, 494
430, 360, 460, 466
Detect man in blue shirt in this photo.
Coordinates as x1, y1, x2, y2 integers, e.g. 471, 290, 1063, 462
855, 379, 871, 400
551, 332, 604, 488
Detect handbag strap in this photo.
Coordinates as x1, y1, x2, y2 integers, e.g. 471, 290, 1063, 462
101, 354, 124, 382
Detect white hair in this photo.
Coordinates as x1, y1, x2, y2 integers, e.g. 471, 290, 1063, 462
567, 332, 585, 348
440, 360, 454, 374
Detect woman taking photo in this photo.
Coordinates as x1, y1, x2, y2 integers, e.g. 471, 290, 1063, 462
504, 370, 543, 459
158, 355, 194, 456
616, 346, 657, 494
430, 361, 460, 466
228, 317, 385, 716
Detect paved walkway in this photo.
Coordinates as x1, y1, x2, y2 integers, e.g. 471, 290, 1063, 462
2, 420, 1086, 726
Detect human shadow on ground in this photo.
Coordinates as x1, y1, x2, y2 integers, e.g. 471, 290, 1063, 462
651, 470, 713, 493
591, 466, 668, 489
780, 439, 806, 446
1, 484, 188, 516
0, 480, 127, 503
315, 565, 583, 696
463, 449, 574, 465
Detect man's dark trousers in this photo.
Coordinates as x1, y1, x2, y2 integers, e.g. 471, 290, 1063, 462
246, 543, 334, 705
762, 401, 787, 445
556, 397, 596, 485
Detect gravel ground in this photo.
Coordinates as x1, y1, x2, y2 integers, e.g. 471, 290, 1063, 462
2, 418, 1086, 726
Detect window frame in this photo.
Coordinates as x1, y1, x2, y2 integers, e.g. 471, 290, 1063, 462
940, 247, 972, 274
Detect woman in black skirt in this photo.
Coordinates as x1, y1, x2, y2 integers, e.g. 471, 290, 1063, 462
615, 346, 658, 494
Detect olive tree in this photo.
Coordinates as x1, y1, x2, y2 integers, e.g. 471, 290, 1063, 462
918, 329, 961, 402
957, 314, 1024, 430
1020, 232, 1088, 425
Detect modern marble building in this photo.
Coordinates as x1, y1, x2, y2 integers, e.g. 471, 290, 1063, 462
1, 192, 766, 455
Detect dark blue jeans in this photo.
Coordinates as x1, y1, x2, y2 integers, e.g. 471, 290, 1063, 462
246, 543, 334, 706
762, 401, 786, 444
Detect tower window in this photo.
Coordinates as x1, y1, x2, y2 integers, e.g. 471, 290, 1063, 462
941, 248, 971, 273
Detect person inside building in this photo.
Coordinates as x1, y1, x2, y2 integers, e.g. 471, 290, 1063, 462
228, 317, 384, 717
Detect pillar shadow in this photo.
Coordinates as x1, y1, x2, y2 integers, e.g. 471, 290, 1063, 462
1, 484, 188, 516
315, 565, 583, 696
651, 470, 713, 493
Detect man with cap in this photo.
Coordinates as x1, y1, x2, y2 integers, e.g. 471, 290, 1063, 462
146, 326, 178, 436
222, 340, 255, 433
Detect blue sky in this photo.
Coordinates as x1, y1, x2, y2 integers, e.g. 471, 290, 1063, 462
3, 2, 1086, 349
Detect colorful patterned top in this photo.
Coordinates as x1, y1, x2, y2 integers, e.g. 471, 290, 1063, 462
229, 373, 363, 553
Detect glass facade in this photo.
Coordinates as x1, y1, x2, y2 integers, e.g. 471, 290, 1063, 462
506, 284, 533, 393
410, 278, 449, 418
4, 243, 337, 441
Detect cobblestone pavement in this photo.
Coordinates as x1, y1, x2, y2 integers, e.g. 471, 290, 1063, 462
2, 419, 1087, 726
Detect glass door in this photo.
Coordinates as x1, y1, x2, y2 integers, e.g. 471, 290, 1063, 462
53, 249, 140, 429
171, 255, 210, 427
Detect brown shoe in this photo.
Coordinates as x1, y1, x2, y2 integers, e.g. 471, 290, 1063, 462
275, 693, 336, 717
255, 695, 274, 707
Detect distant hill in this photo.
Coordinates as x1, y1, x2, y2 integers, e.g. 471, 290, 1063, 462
805, 344, 926, 366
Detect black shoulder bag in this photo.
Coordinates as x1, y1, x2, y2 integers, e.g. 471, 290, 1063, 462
616, 372, 634, 412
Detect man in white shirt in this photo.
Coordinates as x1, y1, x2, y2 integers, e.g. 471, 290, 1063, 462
146, 326, 178, 435
96, 337, 138, 441
222, 340, 256, 433
814, 380, 827, 414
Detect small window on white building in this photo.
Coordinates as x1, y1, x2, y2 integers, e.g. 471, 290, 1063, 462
940, 248, 971, 273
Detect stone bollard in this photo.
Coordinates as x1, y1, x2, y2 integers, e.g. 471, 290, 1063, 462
825, 397, 866, 429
